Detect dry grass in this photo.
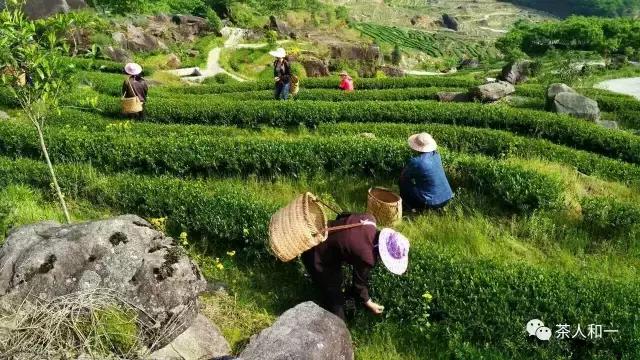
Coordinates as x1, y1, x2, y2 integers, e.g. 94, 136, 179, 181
0, 288, 193, 359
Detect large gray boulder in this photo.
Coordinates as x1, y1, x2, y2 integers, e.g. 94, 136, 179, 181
552, 92, 601, 121
125, 24, 168, 52
19, 0, 86, 19
441, 14, 459, 31
471, 81, 515, 102
240, 302, 353, 360
150, 314, 230, 360
0, 215, 207, 348
546, 83, 576, 110
437, 91, 469, 102
500, 60, 533, 85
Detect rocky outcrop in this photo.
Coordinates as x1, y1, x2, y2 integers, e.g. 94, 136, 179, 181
19, 0, 86, 19
150, 314, 230, 360
379, 65, 404, 77
268, 15, 291, 37
552, 92, 601, 121
437, 91, 470, 102
459, 58, 480, 69
0, 215, 207, 348
500, 60, 533, 85
545, 83, 576, 110
125, 24, 168, 52
441, 14, 459, 31
545, 83, 601, 121
166, 54, 182, 69
301, 57, 330, 77
103, 46, 132, 63
471, 81, 515, 102
240, 302, 353, 360
330, 43, 382, 63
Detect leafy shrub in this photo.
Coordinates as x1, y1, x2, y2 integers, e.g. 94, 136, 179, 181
105, 98, 640, 165
162, 76, 482, 95
581, 197, 640, 245
374, 245, 640, 358
206, 8, 223, 35
0, 126, 564, 212
158, 87, 463, 102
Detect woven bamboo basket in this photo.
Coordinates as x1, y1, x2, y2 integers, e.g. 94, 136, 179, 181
121, 96, 143, 114
367, 187, 402, 227
269, 192, 328, 262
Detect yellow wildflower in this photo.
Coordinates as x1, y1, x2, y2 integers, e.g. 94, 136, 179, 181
226, 251, 236, 257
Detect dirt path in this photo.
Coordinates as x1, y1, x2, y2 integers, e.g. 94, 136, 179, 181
595, 77, 640, 100
168, 27, 292, 82
167, 27, 247, 82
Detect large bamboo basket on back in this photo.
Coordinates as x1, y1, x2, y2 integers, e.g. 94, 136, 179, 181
269, 192, 328, 262
367, 187, 402, 227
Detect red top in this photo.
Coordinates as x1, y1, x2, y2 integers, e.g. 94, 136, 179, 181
339, 77, 354, 91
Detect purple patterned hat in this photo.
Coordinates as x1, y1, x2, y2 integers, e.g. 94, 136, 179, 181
378, 228, 410, 275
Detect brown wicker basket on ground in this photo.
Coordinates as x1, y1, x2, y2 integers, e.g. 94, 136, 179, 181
367, 187, 402, 227
269, 192, 328, 262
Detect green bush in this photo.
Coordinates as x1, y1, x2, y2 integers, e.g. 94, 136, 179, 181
45, 110, 640, 186
156, 87, 464, 102
161, 76, 482, 95
374, 245, 640, 358
108, 98, 640, 165
581, 197, 640, 244
0, 157, 278, 258
0, 125, 564, 212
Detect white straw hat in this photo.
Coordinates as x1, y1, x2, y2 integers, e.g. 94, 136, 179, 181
378, 228, 410, 275
269, 48, 287, 58
408, 133, 438, 153
124, 63, 142, 76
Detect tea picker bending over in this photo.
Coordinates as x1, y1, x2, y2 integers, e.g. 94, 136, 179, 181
302, 213, 410, 321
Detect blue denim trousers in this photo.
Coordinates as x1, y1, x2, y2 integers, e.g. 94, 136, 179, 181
275, 82, 290, 100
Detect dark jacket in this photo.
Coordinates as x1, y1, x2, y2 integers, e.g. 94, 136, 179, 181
122, 76, 149, 102
302, 213, 378, 304
273, 59, 291, 84
399, 151, 454, 208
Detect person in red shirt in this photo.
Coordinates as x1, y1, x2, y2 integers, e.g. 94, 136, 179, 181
301, 213, 410, 321
338, 71, 354, 92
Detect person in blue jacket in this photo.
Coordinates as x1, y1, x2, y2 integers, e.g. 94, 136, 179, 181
399, 133, 454, 212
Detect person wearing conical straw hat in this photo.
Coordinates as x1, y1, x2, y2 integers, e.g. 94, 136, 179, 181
121, 62, 148, 119
301, 213, 410, 321
270, 47, 291, 100
399, 133, 454, 212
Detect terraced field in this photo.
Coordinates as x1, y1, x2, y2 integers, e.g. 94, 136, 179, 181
353, 22, 499, 59
2, 60, 640, 358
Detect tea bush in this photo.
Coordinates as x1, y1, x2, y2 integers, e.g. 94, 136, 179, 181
160, 76, 482, 95
158, 87, 465, 102
0, 126, 565, 212
581, 196, 640, 244
318, 123, 640, 186
126, 98, 640, 165
374, 245, 640, 358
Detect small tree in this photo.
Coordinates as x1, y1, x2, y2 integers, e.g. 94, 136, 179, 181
206, 8, 223, 35
0, 3, 74, 223
266, 30, 278, 49
391, 45, 402, 66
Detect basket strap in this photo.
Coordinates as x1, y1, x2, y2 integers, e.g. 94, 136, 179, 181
325, 220, 377, 234
125, 78, 138, 99
314, 198, 341, 215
